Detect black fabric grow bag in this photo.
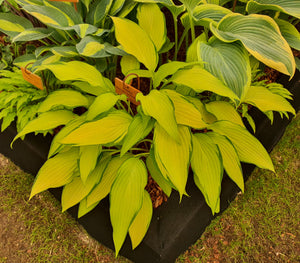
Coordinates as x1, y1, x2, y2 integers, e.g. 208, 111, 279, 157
0, 71, 299, 263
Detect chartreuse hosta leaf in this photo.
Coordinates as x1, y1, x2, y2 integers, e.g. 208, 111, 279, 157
86, 93, 126, 121
205, 101, 245, 127
72, 81, 112, 96
246, 0, 300, 19
191, 133, 223, 215
275, 19, 300, 51
0, 13, 33, 37
30, 147, 79, 199
198, 37, 251, 100
76, 36, 106, 58
38, 90, 89, 113
86, 154, 131, 207
50, 46, 78, 57
112, 17, 158, 72
78, 198, 99, 218
162, 89, 207, 129
209, 120, 274, 171
170, 66, 239, 101
121, 113, 155, 156
136, 90, 179, 141
207, 132, 244, 192
210, 13, 295, 77
129, 190, 153, 249
110, 157, 148, 256
242, 85, 296, 115
154, 124, 191, 199
146, 148, 172, 197
12, 110, 76, 145
79, 145, 102, 184
12, 28, 51, 42
120, 55, 140, 76
61, 111, 132, 146
137, 3, 166, 51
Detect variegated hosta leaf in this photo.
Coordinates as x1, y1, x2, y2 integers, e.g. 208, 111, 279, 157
198, 37, 251, 100
61, 111, 132, 146
79, 145, 102, 184
210, 13, 295, 77
109, 0, 126, 15
115, 0, 138, 17
38, 90, 89, 112
136, 90, 179, 141
76, 36, 107, 58
0, 13, 33, 37
87, 92, 125, 121
162, 89, 208, 129
112, 17, 158, 72
50, 46, 78, 57
129, 190, 153, 249
121, 113, 155, 156
154, 124, 191, 199
137, 3, 166, 51
12, 28, 51, 42
12, 110, 76, 144
186, 33, 207, 62
86, 154, 131, 207
120, 55, 140, 76
146, 148, 172, 197
207, 132, 244, 192
209, 120, 274, 171
30, 147, 79, 198
246, 0, 300, 19
110, 157, 148, 256
205, 101, 245, 127
36, 61, 108, 88
48, 115, 87, 158
275, 18, 300, 51
68, 24, 99, 38
170, 66, 239, 101
191, 133, 223, 214
86, 0, 113, 26
13, 54, 36, 68
242, 85, 296, 115
135, 0, 174, 5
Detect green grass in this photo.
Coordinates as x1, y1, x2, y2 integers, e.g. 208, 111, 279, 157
0, 113, 299, 262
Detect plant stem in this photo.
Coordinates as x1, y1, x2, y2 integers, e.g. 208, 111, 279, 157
176, 29, 188, 59
134, 152, 150, 158
232, 0, 238, 12
188, 13, 195, 42
173, 14, 178, 61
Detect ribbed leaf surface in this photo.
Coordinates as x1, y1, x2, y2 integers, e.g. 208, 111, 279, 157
0, 13, 33, 37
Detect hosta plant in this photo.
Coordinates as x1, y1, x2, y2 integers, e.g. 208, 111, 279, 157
2, 0, 299, 256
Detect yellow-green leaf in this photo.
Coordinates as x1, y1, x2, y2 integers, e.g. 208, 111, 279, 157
0, 13, 33, 37
78, 198, 99, 218
275, 18, 300, 51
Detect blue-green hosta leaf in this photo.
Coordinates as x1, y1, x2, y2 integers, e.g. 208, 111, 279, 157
275, 18, 300, 51
198, 37, 251, 100
121, 113, 155, 156
146, 149, 172, 197
120, 55, 140, 76
207, 132, 244, 192
210, 13, 295, 77
137, 3, 166, 51
61, 111, 132, 146
109, 0, 126, 15
205, 101, 245, 127
129, 190, 153, 249
87, 0, 113, 26
86, 154, 131, 207
76, 36, 107, 58
115, 0, 138, 17
246, 0, 300, 19
79, 145, 102, 184
0, 13, 33, 37
12, 28, 51, 42
72, 24, 103, 38
48, 115, 87, 158
13, 54, 36, 68
170, 66, 239, 101
38, 90, 89, 112
162, 89, 207, 129
154, 124, 191, 199
30, 147, 79, 198
112, 17, 158, 72
110, 157, 148, 256
191, 133, 223, 214
209, 120, 274, 171
36, 61, 108, 88
50, 46, 78, 57
12, 110, 76, 144
87, 92, 125, 121
136, 90, 179, 141
242, 85, 296, 115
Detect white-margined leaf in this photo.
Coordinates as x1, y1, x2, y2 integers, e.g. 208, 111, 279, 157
61, 111, 132, 146
209, 120, 274, 171
210, 13, 295, 76
191, 133, 223, 215
110, 157, 148, 256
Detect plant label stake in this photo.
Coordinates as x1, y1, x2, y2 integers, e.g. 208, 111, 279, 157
21, 63, 44, 90
115, 73, 141, 105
